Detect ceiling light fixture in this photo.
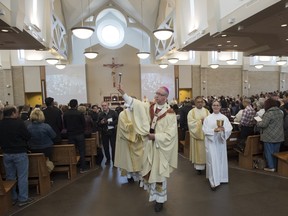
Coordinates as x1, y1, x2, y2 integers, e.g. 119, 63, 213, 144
276, 59, 287, 66
83, 0, 98, 59
159, 63, 168, 69
210, 64, 219, 69
71, 0, 94, 39
55, 64, 66, 69
84, 51, 98, 59
137, 0, 150, 59
137, 52, 150, 59
254, 64, 263, 69
226, 59, 237, 65
153, 29, 174, 40
168, 58, 179, 64
46, 58, 59, 65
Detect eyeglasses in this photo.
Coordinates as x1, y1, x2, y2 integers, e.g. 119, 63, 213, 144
155, 92, 166, 96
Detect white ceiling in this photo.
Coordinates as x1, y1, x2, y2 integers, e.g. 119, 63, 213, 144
60, 0, 161, 32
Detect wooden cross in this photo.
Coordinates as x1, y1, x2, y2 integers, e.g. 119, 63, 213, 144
103, 57, 124, 87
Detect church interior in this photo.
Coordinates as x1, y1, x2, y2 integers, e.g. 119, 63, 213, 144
1, 0, 288, 215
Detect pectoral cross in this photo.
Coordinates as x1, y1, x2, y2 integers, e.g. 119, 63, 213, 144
103, 57, 124, 87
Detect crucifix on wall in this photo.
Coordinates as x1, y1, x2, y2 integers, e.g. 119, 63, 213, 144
103, 57, 124, 87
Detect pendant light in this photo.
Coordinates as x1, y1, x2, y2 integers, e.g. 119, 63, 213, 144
137, 0, 150, 59
83, 0, 98, 59
71, 0, 94, 39
153, 29, 174, 40
210, 64, 219, 69
168, 58, 179, 64
46, 58, 59, 65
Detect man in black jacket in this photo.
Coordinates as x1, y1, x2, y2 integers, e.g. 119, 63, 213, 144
42, 97, 63, 144
63, 99, 88, 173
98, 102, 118, 166
0, 106, 33, 207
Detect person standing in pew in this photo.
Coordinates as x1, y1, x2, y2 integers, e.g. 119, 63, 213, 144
202, 100, 232, 191
187, 96, 210, 175
0, 105, 34, 207
63, 99, 88, 174
98, 102, 118, 166
256, 98, 284, 172
27, 108, 56, 159
42, 97, 63, 144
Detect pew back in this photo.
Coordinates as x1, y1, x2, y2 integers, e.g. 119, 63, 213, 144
238, 135, 262, 169
273, 151, 288, 177
51, 144, 79, 179
0, 176, 16, 216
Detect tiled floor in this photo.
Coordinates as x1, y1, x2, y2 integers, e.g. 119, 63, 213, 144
8, 154, 288, 216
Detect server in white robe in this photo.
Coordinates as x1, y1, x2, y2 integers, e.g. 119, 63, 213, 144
202, 100, 232, 190
117, 85, 178, 212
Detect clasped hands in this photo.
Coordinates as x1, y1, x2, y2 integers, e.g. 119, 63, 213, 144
214, 126, 224, 132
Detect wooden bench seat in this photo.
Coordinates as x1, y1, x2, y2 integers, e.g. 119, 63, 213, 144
0, 153, 51, 196
51, 144, 79, 179
60, 137, 98, 168
238, 135, 263, 169
273, 151, 288, 177
85, 138, 97, 168
27, 153, 51, 195
0, 175, 16, 216
227, 131, 240, 150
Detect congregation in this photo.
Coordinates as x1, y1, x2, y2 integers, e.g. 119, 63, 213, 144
1, 88, 288, 214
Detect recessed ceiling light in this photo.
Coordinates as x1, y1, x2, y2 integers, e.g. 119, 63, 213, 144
227, 40, 231, 43
281, 24, 287, 27
217, 44, 222, 47
233, 45, 238, 47
286, 38, 288, 41
221, 34, 227, 37
1, 29, 9, 33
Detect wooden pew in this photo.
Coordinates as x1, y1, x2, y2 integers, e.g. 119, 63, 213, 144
60, 137, 98, 168
91, 132, 100, 148
85, 138, 97, 168
0, 153, 51, 196
27, 153, 51, 195
0, 174, 16, 216
238, 135, 263, 169
227, 131, 240, 150
273, 151, 288, 177
51, 145, 79, 179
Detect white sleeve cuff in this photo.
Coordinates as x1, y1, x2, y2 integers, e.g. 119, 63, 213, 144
122, 93, 133, 108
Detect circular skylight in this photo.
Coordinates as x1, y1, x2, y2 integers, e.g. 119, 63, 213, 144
101, 25, 120, 44
97, 19, 125, 48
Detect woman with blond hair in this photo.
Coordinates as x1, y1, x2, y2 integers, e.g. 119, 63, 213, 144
27, 108, 56, 159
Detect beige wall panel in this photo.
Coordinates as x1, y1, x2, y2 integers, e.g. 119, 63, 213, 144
86, 45, 140, 105
248, 70, 279, 96
206, 68, 242, 97
12, 66, 25, 106
179, 65, 192, 88
23, 66, 41, 93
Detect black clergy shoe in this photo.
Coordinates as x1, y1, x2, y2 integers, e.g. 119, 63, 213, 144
154, 202, 163, 212
127, 177, 135, 183
196, 170, 202, 175
210, 185, 218, 191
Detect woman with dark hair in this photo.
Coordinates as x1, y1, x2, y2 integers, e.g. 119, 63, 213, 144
256, 98, 284, 172
220, 99, 231, 120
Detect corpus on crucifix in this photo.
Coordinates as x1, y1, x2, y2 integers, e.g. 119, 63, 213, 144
103, 57, 124, 87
